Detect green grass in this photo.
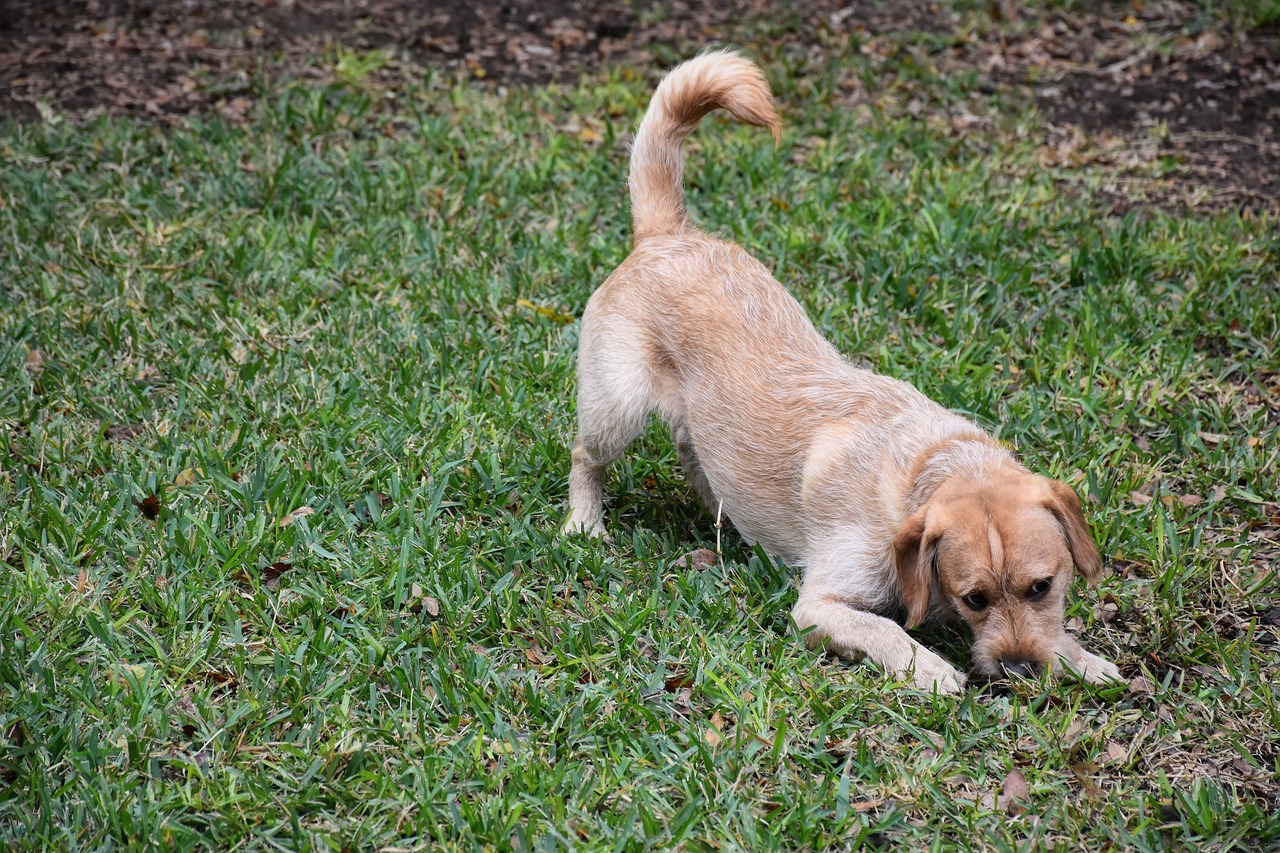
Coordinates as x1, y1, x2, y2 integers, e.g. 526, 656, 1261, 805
2, 36, 1278, 852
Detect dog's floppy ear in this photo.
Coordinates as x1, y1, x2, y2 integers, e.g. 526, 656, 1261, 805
1045, 479, 1103, 584
892, 506, 938, 629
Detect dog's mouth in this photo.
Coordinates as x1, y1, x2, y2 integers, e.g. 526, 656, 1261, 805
970, 656, 1048, 682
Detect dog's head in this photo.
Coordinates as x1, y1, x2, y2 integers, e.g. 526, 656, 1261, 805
891, 469, 1102, 679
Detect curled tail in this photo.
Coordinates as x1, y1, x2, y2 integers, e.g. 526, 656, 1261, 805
629, 51, 781, 242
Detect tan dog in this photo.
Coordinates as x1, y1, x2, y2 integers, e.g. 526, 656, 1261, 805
564, 51, 1124, 694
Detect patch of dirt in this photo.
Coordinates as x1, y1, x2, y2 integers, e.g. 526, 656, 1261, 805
1009, 11, 1280, 214
1, 0, 1277, 213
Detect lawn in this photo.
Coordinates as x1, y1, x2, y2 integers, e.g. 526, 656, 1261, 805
1, 8, 1278, 850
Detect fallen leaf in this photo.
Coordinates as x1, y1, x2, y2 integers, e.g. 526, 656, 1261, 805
406, 583, 441, 617
664, 673, 694, 692
1063, 718, 1086, 746
278, 506, 314, 527
1070, 764, 1106, 799
106, 423, 147, 442
1130, 490, 1152, 506
515, 298, 574, 324
174, 468, 198, 486
113, 662, 149, 686
704, 727, 722, 747
1128, 676, 1155, 694
138, 494, 161, 519
998, 763, 1029, 799
1000, 768, 1029, 811
262, 561, 292, 582
1106, 741, 1127, 763
676, 549, 718, 571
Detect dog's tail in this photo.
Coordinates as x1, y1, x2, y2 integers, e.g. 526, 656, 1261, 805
629, 51, 780, 242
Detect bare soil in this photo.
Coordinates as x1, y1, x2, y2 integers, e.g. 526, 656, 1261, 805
1, 0, 1277, 214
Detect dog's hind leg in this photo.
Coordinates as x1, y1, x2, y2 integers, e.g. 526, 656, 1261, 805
565, 333, 656, 538
673, 425, 720, 514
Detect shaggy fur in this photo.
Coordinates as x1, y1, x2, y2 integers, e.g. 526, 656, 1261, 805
564, 51, 1124, 693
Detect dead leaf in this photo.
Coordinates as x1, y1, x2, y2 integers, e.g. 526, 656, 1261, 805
676, 549, 718, 571
138, 494, 161, 519
106, 422, 147, 442
263, 561, 292, 582
523, 644, 552, 666
515, 298, 574, 324
278, 506, 314, 527
1062, 718, 1086, 746
664, 672, 694, 692
1128, 676, 1155, 694
1130, 490, 1152, 506
704, 727, 722, 747
113, 662, 149, 687
1105, 741, 1127, 763
999, 768, 1030, 814
406, 583, 442, 617
174, 468, 198, 486
1070, 764, 1106, 799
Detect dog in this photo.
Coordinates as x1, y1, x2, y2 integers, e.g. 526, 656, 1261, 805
564, 51, 1124, 694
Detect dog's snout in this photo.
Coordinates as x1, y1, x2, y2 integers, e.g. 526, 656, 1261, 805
999, 658, 1042, 678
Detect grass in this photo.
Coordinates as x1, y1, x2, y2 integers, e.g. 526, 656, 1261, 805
2, 21, 1278, 852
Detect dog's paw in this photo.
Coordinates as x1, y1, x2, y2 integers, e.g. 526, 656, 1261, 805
906, 649, 967, 695
1059, 649, 1125, 687
562, 515, 611, 542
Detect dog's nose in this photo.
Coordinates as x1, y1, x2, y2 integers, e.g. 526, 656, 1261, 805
1000, 658, 1042, 678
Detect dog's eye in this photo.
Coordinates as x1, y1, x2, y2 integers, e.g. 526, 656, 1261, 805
962, 592, 989, 611
1027, 579, 1053, 601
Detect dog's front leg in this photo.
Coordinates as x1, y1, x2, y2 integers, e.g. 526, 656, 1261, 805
791, 594, 967, 694
1051, 635, 1125, 686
